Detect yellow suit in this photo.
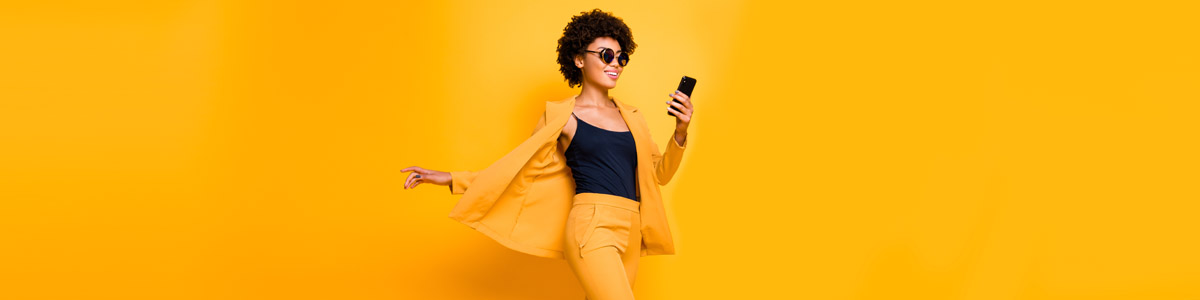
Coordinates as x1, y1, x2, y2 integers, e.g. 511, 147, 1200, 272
447, 95, 686, 259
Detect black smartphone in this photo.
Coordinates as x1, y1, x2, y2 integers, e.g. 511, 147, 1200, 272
668, 76, 697, 116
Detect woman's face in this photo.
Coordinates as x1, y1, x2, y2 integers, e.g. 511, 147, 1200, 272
574, 37, 624, 90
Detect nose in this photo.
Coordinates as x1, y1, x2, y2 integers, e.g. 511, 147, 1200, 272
607, 58, 621, 69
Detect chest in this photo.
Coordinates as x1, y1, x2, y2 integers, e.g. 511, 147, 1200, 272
560, 107, 631, 145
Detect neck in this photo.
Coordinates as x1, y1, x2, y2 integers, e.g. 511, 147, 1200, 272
576, 83, 613, 108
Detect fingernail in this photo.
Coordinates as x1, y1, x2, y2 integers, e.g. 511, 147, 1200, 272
675, 90, 681, 94
414, 175, 421, 178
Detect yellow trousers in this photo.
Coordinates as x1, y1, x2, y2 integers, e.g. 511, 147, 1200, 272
565, 193, 643, 300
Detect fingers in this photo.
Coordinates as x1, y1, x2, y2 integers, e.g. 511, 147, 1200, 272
668, 90, 694, 123
406, 175, 424, 189
667, 106, 690, 122
404, 170, 430, 190
403, 166, 426, 190
403, 172, 417, 189
670, 91, 693, 110
667, 91, 693, 123
667, 99, 690, 115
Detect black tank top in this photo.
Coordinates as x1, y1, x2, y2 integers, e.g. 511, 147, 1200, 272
565, 112, 639, 201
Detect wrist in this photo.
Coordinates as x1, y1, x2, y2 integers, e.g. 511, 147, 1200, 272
673, 130, 688, 144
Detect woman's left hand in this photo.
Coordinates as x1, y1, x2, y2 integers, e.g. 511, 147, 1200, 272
667, 89, 696, 130
667, 91, 696, 146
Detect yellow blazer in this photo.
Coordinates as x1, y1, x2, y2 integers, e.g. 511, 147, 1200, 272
447, 95, 687, 259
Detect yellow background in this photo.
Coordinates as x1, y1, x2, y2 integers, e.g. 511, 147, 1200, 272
2, 0, 1198, 299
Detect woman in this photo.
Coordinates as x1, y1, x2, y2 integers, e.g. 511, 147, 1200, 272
401, 9, 693, 300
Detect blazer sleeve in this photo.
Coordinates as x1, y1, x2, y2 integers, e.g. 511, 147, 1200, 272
652, 134, 688, 185
449, 111, 549, 195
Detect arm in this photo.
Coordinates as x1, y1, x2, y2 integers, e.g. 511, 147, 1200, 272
656, 89, 694, 185
448, 170, 479, 194
651, 133, 687, 185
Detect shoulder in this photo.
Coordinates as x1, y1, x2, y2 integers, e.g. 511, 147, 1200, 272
613, 98, 639, 111
547, 96, 576, 109
543, 96, 577, 122
548, 96, 574, 105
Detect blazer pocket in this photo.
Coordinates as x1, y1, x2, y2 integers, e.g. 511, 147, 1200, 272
573, 204, 598, 249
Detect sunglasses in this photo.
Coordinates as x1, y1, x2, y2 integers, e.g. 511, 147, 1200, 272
583, 47, 630, 67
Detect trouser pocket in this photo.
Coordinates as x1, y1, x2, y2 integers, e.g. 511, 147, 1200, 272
571, 203, 634, 256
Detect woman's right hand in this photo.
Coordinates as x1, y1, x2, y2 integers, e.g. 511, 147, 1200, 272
402, 166, 451, 190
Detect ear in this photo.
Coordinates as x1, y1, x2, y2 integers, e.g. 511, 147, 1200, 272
574, 54, 584, 68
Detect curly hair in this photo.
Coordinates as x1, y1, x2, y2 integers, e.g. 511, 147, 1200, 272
556, 9, 636, 88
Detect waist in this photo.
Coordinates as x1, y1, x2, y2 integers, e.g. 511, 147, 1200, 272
573, 192, 640, 213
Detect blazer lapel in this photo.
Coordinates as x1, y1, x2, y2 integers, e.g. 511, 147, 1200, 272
613, 100, 654, 198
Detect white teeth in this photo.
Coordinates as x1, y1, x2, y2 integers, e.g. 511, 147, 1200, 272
605, 72, 618, 76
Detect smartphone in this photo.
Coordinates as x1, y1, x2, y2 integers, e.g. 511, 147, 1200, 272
668, 76, 697, 116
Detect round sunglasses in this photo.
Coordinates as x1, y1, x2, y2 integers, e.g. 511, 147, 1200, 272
583, 47, 629, 67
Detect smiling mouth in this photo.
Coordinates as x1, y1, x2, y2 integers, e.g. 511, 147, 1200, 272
605, 71, 618, 78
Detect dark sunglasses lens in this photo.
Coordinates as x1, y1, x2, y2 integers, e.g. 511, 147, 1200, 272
618, 53, 629, 66
601, 49, 615, 64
